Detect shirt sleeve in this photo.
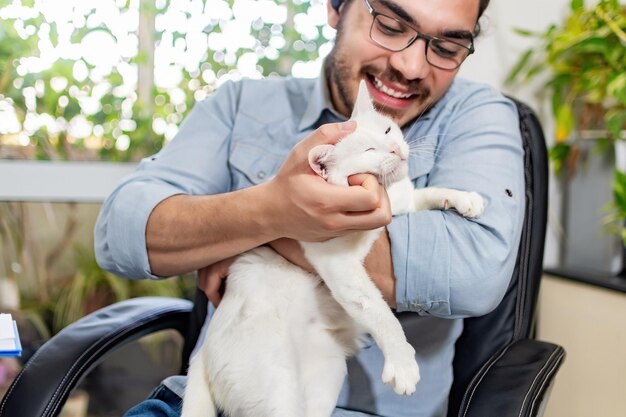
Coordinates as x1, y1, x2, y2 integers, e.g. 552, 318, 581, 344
389, 89, 526, 318
94, 81, 240, 279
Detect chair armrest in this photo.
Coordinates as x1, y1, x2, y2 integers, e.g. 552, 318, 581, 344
0, 296, 193, 417
458, 339, 566, 417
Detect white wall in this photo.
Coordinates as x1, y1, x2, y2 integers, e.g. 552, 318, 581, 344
458, 0, 572, 267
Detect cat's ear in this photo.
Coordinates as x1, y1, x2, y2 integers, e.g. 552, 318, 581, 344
308, 144, 335, 179
351, 79, 375, 119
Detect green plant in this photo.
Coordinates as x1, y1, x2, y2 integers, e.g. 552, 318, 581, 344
507, 0, 626, 242
507, 0, 626, 167
0, 0, 332, 162
0, 0, 332, 342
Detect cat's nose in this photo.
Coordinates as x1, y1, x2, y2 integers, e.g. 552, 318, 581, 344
389, 143, 401, 155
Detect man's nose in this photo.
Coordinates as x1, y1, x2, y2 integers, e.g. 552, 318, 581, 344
389, 38, 432, 81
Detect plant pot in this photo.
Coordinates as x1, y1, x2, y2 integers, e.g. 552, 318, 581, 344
560, 133, 625, 275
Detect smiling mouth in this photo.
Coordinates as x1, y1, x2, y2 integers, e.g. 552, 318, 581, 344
369, 75, 415, 100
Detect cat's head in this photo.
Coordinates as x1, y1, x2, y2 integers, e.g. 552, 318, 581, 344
308, 80, 409, 187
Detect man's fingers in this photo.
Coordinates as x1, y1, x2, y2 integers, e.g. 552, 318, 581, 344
198, 258, 235, 307
205, 272, 224, 306
306, 121, 357, 146
348, 173, 379, 189
329, 173, 384, 212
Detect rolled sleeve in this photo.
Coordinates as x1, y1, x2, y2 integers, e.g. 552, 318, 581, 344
94, 81, 240, 279
389, 213, 451, 315
95, 180, 182, 279
390, 82, 525, 319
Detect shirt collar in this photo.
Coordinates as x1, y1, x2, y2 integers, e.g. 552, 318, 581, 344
298, 66, 346, 131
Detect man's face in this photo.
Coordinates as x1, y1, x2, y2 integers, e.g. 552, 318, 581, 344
325, 0, 479, 127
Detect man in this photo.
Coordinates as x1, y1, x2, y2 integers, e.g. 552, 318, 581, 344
95, 0, 524, 416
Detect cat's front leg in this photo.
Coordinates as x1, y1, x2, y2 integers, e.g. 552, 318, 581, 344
302, 239, 420, 396
413, 187, 484, 218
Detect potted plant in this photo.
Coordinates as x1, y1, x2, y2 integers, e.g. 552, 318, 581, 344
507, 0, 626, 275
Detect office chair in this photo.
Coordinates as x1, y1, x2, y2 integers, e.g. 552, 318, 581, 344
0, 99, 565, 417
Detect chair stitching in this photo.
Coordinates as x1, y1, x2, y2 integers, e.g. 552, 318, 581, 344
0, 337, 49, 416
517, 347, 561, 417
527, 349, 565, 417
460, 343, 513, 417
42, 306, 179, 417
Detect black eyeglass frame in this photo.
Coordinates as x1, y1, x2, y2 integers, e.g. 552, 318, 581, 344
362, 0, 475, 70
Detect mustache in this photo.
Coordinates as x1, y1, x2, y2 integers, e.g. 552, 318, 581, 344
363, 65, 430, 97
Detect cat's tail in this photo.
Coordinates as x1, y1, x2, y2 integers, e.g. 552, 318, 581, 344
181, 350, 217, 417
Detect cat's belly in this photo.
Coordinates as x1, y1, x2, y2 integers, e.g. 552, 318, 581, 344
209, 246, 357, 344
201, 247, 360, 416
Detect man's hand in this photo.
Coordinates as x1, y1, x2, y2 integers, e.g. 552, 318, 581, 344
198, 256, 237, 306
264, 122, 393, 242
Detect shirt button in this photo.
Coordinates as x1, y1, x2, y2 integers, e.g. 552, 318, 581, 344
257, 171, 266, 179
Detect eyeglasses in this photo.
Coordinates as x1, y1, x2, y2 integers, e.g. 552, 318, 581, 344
362, 0, 475, 70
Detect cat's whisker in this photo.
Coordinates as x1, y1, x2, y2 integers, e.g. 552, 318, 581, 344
404, 133, 452, 145
407, 144, 456, 157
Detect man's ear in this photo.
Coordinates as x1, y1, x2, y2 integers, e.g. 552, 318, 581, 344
308, 144, 335, 179
327, 0, 340, 29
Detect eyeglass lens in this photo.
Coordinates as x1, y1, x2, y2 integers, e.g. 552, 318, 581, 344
371, 14, 471, 70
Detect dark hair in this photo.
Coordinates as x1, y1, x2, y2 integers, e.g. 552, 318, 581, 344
330, 0, 491, 36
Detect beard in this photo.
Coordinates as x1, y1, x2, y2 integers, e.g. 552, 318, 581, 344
324, 19, 432, 123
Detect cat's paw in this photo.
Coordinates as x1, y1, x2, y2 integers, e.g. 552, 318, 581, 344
381, 343, 420, 396
447, 191, 484, 218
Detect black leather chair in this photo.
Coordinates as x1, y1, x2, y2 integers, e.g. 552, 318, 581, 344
0, 99, 565, 417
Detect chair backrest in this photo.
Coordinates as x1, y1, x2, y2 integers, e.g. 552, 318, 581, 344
446, 99, 549, 416
180, 100, 550, 415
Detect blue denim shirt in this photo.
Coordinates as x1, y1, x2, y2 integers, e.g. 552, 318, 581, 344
95, 74, 525, 417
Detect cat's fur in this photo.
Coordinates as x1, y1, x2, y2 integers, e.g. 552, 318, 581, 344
181, 81, 484, 417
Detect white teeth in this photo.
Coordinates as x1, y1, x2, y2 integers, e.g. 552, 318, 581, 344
373, 77, 413, 99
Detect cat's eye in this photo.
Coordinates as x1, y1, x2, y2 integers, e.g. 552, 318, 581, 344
365, 148, 375, 152
385, 127, 391, 134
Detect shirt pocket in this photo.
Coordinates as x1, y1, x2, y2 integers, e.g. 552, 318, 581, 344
228, 141, 285, 190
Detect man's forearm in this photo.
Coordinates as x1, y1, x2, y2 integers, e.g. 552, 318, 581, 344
146, 182, 278, 277
145, 122, 392, 277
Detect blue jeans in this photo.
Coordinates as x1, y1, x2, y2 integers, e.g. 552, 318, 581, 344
124, 378, 378, 417
124, 383, 182, 417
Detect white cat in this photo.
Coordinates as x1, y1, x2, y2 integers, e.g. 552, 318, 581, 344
181, 81, 484, 417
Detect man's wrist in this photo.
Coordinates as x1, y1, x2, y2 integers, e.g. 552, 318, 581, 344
245, 181, 281, 241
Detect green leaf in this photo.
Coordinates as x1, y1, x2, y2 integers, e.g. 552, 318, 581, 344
505, 49, 534, 85
613, 169, 626, 211
549, 143, 572, 173
575, 36, 610, 55
555, 104, 575, 143
570, 0, 584, 11
512, 28, 537, 37
608, 73, 626, 103
606, 109, 626, 138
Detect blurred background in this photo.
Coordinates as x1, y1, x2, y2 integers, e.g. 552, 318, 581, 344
0, 0, 624, 416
